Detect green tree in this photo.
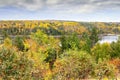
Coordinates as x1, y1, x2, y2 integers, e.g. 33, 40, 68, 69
80, 32, 92, 53
60, 33, 80, 51
89, 27, 99, 47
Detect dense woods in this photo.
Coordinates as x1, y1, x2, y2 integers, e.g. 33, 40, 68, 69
0, 20, 120, 36
0, 20, 120, 79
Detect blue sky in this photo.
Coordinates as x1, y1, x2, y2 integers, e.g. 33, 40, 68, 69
0, 0, 120, 22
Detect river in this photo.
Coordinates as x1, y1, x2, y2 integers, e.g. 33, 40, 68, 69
98, 34, 119, 44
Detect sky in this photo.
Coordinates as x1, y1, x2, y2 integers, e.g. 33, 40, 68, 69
0, 0, 120, 22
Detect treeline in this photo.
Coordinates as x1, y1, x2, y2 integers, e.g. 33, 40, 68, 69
0, 20, 120, 36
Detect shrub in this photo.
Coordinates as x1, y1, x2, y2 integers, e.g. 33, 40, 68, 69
0, 47, 33, 80
14, 36, 25, 51
94, 60, 116, 79
110, 41, 120, 58
109, 58, 120, 74
31, 30, 49, 45
53, 50, 95, 79
92, 43, 112, 62
44, 48, 57, 71
4, 38, 12, 48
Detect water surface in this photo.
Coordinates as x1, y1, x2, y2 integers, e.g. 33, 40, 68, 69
98, 35, 119, 44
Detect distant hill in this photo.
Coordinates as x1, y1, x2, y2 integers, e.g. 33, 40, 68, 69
0, 20, 120, 35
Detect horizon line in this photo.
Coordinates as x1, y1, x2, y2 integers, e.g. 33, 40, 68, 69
0, 19, 120, 23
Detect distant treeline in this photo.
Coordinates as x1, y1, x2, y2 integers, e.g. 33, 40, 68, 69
0, 20, 120, 35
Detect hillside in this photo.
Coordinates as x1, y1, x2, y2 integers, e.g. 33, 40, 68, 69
0, 20, 120, 36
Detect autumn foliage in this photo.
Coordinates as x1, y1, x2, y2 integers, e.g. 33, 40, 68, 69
0, 21, 120, 79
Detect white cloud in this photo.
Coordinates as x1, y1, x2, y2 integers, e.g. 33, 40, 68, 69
0, 0, 120, 13
17, 0, 46, 11
46, 0, 61, 5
